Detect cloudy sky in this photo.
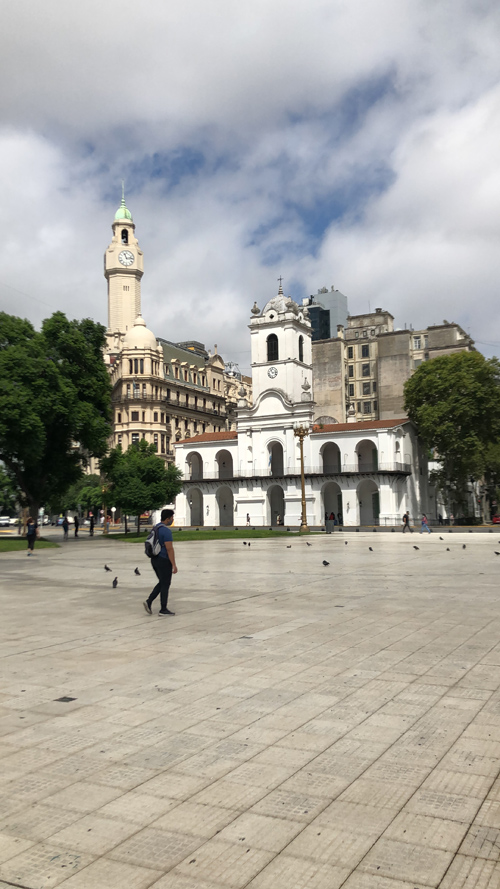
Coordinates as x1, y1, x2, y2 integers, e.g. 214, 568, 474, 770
1, 0, 499, 371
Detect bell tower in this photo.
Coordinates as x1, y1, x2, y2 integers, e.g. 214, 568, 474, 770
104, 187, 144, 335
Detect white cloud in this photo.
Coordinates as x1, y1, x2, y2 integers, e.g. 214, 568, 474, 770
1, 0, 500, 369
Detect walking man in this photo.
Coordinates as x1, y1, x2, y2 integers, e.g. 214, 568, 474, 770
143, 509, 177, 616
402, 511, 412, 533
26, 516, 38, 555
74, 515, 79, 538
89, 513, 94, 537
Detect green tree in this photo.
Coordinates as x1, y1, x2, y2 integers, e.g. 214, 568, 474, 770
0, 465, 19, 515
404, 351, 500, 513
49, 474, 103, 517
0, 311, 112, 518
100, 440, 183, 532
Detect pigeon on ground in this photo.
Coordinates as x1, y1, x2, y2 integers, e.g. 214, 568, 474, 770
345, 541, 348, 545
104, 564, 112, 572
306, 542, 312, 547
369, 547, 373, 552
248, 543, 251, 547
439, 537, 444, 540
446, 547, 450, 551
286, 545, 291, 549
413, 546, 419, 550
322, 560, 330, 566
134, 567, 140, 576
243, 542, 247, 545
462, 544, 466, 550
495, 552, 500, 556
112, 577, 118, 588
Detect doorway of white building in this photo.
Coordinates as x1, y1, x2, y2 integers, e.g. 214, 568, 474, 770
189, 488, 204, 526
323, 481, 342, 522
357, 479, 380, 525
269, 442, 284, 476
217, 486, 234, 526
268, 484, 285, 525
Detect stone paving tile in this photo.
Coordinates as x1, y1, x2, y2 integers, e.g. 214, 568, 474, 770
0, 842, 94, 888
0, 832, 34, 863
42, 780, 123, 814
98, 790, 178, 826
360, 837, 454, 884
153, 802, 236, 838
108, 826, 203, 870
0, 803, 82, 842
250, 788, 330, 823
148, 873, 219, 889
315, 800, 398, 834
421, 769, 493, 798
175, 838, 274, 887
244, 855, 350, 888
48, 813, 139, 855
460, 825, 500, 861
190, 779, 269, 811
405, 789, 483, 822
216, 811, 303, 852
440, 854, 500, 888
285, 822, 375, 866
384, 810, 469, 851
338, 778, 417, 809
342, 874, 433, 889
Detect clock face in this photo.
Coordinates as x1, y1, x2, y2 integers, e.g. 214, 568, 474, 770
118, 250, 134, 267
267, 366, 278, 379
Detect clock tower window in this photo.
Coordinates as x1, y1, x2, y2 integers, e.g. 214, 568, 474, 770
121, 229, 129, 244
299, 335, 304, 363
267, 334, 279, 362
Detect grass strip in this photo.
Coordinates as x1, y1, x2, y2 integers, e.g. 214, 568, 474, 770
0, 538, 59, 553
110, 528, 304, 542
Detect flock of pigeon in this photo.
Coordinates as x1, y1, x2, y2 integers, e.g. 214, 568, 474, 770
104, 564, 141, 588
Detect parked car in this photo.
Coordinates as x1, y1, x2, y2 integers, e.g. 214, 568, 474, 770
0, 516, 10, 527
9, 517, 18, 526
492, 515, 500, 524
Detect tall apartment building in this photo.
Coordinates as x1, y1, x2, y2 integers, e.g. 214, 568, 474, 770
311, 304, 474, 424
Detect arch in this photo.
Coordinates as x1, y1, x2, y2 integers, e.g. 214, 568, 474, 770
216, 486, 234, 526
267, 333, 279, 362
186, 451, 203, 480
321, 442, 341, 473
121, 229, 129, 245
216, 449, 233, 480
268, 484, 285, 526
188, 488, 204, 526
357, 479, 379, 525
355, 439, 378, 471
323, 481, 342, 523
298, 335, 304, 363
268, 441, 284, 476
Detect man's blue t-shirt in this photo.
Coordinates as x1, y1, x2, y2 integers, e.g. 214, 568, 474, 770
157, 523, 173, 559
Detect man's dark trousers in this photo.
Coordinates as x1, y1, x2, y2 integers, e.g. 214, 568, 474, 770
148, 556, 172, 611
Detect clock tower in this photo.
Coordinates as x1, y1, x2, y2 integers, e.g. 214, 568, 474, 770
104, 190, 144, 335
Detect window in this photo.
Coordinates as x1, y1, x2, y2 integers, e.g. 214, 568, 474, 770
129, 359, 133, 374
363, 401, 371, 414
142, 383, 146, 396
357, 401, 361, 412
298, 335, 304, 362
349, 383, 354, 397
267, 333, 279, 361
161, 435, 165, 454
131, 432, 139, 445
218, 380, 221, 390
355, 331, 359, 338
117, 412, 121, 423
373, 401, 378, 412
134, 358, 138, 374
413, 336, 421, 349
361, 344, 369, 358
347, 346, 353, 359
142, 411, 145, 422
193, 373, 197, 385
154, 412, 158, 422
363, 330, 367, 337
140, 359, 144, 374
184, 370, 188, 381
131, 411, 139, 421
117, 433, 122, 446
174, 367, 179, 379
362, 382, 370, 395
121, 229, 128, 245
203, 398, 206, 408
423, 335, 428, 348
362, 363, 370, 377
414, 358, 423, 368
370, 329, 375, 336
153, 434, 158, 451
126, 383, 131, 396
372, 381, 377, 393
123, 285, 129, 291
155, 386, 158, 397
194, 396, 198, 408
161, 413, 165, 423
348, 365, 354, 378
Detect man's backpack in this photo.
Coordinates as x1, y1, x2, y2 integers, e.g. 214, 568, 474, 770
145, 524, 162, 558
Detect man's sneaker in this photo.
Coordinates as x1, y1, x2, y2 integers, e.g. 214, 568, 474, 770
158, 609, 175, 616
143, 600, 152, 615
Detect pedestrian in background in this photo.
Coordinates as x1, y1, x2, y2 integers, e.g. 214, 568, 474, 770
89, 514, 95, 536
421, 514, 432, 533
74, 515, 79, 538
402, 511, 412, 533
62, 516, 69, 541
26, 517, 38, 555
143, 509, 178, 616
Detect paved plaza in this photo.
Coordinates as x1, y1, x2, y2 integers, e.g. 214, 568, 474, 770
1, 532, 500, 888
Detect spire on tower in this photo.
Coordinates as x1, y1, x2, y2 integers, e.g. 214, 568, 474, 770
115, 182, 133, 222
277, 276, 284, 295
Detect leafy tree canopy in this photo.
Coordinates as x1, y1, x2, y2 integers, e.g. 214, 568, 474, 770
0, 311, 112, 517
48, 474, 103, 516
404, 351, 500, 508
100, 440, 183, 529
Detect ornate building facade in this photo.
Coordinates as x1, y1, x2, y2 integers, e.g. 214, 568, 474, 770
102, 195, 250, 459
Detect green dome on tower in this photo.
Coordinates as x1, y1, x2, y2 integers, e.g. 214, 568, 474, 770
114, 182, 133, 221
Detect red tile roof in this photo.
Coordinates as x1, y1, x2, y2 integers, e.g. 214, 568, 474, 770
177, 431, 237, 444
312, 418, 410, 434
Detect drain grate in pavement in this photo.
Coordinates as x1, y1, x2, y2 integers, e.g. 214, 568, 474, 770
54, 696, 77, 702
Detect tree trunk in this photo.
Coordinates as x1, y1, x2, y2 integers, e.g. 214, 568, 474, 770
124, 514, 128, 535
137, 513, 140, 534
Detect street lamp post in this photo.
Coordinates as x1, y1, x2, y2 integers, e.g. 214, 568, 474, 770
294, 422, 311, 533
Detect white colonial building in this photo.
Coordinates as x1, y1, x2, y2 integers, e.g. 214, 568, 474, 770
173, 285, 430, 527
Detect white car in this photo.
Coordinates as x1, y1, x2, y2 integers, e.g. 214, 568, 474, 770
0, 516, 10, 527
